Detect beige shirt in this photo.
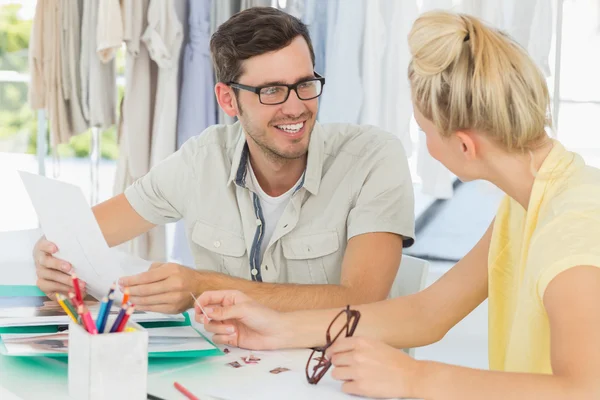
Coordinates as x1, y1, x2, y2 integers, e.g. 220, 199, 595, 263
125, 122, 415, 284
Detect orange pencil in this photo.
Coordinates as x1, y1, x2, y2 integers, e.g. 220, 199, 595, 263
174, 382, 199, 400
115, 305, 134, 332
71, 274, 83, 303
122, 287, 130, 305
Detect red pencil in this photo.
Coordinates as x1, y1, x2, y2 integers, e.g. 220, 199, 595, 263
78, 304, 98, 335
68, 291, 81, 307
71, 274, 83, 303
115, 305, 134, 332
174, 382, 199, 400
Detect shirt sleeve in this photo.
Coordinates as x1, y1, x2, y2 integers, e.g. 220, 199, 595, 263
346, 137, 415, 247
535, 213, 600, 300
124, 144, 195, 225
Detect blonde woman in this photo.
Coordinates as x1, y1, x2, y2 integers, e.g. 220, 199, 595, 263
194, 11, 600, 399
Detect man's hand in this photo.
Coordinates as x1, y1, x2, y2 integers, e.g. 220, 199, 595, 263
326, 336, 421, 399
119, 262, 204, 314
196, 290, 292, 350
33, 236, 86, 299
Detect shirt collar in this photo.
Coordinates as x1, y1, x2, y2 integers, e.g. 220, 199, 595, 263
227, 122, 325, 196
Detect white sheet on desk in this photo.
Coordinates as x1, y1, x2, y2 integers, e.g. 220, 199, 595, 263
18, 172, 152, 300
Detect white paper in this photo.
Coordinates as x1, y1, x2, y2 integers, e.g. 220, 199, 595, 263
0, 229, 44, 286
18, 172, 151, 300
1, 325, 212, 356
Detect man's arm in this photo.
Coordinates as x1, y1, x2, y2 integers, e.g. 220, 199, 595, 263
93, 194, 155, 247
197, 221, 493, 351
204, 232, 404, 311
122, 231, 404, 313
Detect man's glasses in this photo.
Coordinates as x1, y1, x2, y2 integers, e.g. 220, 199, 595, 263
228, 73, 326, 105
305, 305, 361, 385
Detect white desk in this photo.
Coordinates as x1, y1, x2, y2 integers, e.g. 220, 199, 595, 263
0, 230, 412, 400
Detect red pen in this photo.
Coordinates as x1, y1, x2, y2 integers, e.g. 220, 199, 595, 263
71, 274, 83, 303
78, 304, 98, 334
115, 305, 134, 332
174, 382, 199, 400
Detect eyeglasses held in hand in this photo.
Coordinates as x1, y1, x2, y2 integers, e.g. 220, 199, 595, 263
305, 305, 361, 385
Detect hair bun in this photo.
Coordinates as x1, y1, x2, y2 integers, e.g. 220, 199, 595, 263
408, 11, 471, 76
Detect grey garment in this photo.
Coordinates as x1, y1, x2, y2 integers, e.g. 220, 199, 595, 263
210, 0, 241, 125
318, 0, 364, 124
276, 0, 304, 19
125, 122, 415, 284
80, 0, 117, 128
60, 0, 88, 135
240, 0, 272, 8
303, 0, 329, 76
176, 0, 216, 148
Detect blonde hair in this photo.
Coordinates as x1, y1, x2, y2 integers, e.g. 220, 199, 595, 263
408, 11, 551, 152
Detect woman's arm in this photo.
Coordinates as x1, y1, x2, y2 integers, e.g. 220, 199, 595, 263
410, 265, 600, 400
199, 221, 494, 350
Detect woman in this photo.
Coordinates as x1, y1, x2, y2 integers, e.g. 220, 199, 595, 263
195, 11, 600, 399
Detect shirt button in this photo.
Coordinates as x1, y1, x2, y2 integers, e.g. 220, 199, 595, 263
213, 241, 221, 248
251, 269, 258, 276
256, 219, 262, 226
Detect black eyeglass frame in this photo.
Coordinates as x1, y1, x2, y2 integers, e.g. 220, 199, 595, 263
227, 72, 326, 105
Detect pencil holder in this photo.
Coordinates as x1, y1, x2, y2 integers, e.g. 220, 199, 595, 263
68, 320, 148, 400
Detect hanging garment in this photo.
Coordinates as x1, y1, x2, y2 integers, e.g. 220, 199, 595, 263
210, 0, 241, 125
170, 0, 216, 266
361, 0, 417, 156
302, 0, 329, 77
276, 0, 304, 18
96, 0, 124, 63
114, 0, 158, 260
29, 1, 71, 148
60, 0, 88, 136
176, 0, 216, 148
413, 0, 461, 199
81, 0, 117, 128
318, 0, 364, 124
240, 0, 272, 8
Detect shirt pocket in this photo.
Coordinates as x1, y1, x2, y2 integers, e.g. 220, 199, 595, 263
281, 230, 340, 284
191, 220, 248, 277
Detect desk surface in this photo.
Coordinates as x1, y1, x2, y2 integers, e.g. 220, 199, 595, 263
0, 338, 374, 400
0, 231, 414, 400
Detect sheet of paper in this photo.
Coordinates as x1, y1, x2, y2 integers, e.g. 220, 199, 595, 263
0, 295, 184, 327
0, 325, 212, 356
18, 172, 151, 300
0, 229, 43, 286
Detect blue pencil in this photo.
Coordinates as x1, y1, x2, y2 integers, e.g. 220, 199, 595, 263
109, 304, 129, 333
97, 292, 114, 333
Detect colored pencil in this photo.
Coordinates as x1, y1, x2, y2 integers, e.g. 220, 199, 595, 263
174, 382, 199, 400
78, 305, 98, 334
61, 293, 79, 320
97, 292, 115, 333
109, 304, 128, 333
55, 293, 77, 323
95, 296, 109, 331
115, 305, 134, 332
71, 274, 83, 303
122, 287, 130, 305
68, 291, 81, 307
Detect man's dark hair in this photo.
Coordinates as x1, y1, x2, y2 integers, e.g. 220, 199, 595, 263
210, 7, 315, 84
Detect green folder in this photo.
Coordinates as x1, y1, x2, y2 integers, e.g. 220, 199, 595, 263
0, 287, 223, 358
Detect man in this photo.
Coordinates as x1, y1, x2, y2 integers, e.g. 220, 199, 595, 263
33, 7, 415, 314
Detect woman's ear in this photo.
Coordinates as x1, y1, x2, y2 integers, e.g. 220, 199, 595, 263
455, 130, 478, 161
